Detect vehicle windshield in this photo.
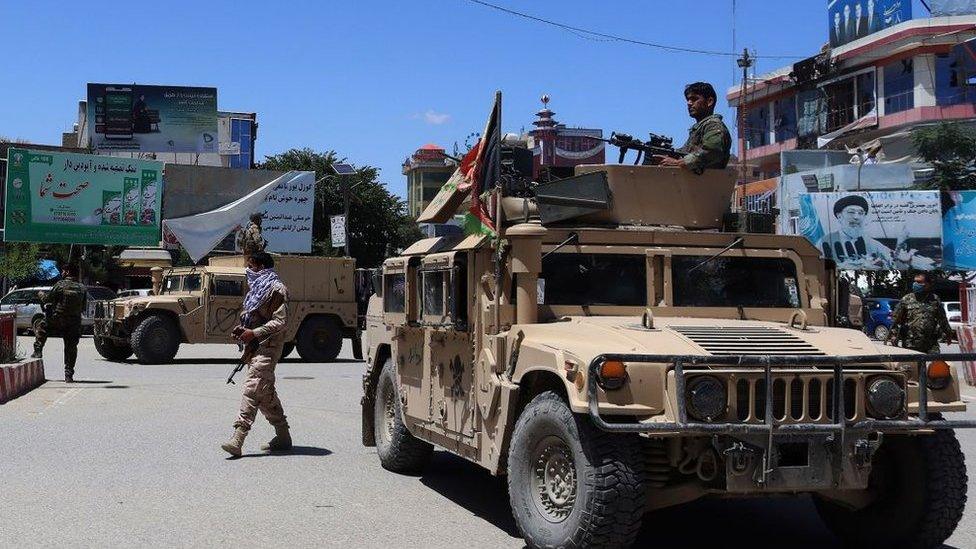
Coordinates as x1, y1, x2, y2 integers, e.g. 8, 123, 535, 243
541, 254, 646, 306
161, 276, 181, 294
88, 287, 116, 301
672, 256, 800, 308
0, 291, 38, 305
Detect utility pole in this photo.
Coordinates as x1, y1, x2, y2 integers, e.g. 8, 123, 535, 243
737, 48, 754, 187
342, 177, 351, 258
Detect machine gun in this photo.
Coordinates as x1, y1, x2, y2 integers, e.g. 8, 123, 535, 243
226, 328, 264, 384
603, 132, 683, 165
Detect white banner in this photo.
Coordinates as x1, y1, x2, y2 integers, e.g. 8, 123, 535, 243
256, 171, 314, 253
330, 215, 346, 248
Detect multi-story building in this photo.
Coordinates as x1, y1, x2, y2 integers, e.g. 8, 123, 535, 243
526, 95, 605, 179
728, 14, 976, 180
402, 143, 456, 219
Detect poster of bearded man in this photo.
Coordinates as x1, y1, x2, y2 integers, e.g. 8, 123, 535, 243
797, 190, 942, 270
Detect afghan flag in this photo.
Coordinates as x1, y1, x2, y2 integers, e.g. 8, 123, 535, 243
457, 93, 500, 236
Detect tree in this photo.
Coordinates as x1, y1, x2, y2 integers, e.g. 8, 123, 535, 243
911, 122, 976, 191
0, 243, 41, 282
258, 148, 422, 268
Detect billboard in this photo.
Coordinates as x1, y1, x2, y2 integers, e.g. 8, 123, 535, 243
797, 191, 941, 270
942, 190, 976, 270
87, 83, 217, 153
828, 0, 911, 48
253, 171, 314, 253
3, 148, 164, 246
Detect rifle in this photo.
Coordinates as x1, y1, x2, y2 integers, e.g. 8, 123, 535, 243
226, 329, 261, 385
603, 132, 682, 165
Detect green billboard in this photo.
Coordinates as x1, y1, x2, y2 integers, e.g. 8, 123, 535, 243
3, 148, 164, 246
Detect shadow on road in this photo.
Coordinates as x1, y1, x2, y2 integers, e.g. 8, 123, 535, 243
236, 446, 333, 459
419, 452, 520, 539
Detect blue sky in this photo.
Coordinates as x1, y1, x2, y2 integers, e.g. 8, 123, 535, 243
0, 0, 930, 199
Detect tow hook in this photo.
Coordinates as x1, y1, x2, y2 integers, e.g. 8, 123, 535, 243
853, 435, 883, 468
723, 441, 756, 476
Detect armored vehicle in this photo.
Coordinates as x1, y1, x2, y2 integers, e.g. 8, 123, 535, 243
362, 163, 974, 548
94, 255, 359, 364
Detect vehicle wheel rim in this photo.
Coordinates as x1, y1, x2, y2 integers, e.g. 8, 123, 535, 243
380, 381, 395, 445
531, 436, 577, 522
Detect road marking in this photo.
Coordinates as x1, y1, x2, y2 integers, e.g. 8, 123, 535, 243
45, 387, 82, 409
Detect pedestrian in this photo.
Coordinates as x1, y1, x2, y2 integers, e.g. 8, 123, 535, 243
32, 263, 87, 383
652, 82, 732, 174
236, 212, 266, 257
887, 272, 954, 353
222, 251, 292, 457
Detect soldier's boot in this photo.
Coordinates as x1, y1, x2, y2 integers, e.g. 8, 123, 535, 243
31, 342, 42, 359
221, 428, 248, 457
64, 370, 74, 383
261, 424, 293, 452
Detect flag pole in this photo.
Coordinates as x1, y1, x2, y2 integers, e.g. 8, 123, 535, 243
492, 90, 504, 335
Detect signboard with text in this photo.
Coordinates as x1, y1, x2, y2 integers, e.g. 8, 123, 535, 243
87, 83, 218, 153
828, 0, 910, 48
3, 148, 164, 246
253, 171, 314, 253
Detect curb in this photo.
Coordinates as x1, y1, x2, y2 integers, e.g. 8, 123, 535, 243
0, 358, 45, 404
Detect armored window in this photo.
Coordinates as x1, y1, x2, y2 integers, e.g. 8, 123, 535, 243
161, 276, 182, 294
421, 270, 446, 321
213, 278, 244, 296
540, 254, 646, 306
183, 275, 202, 292
671, 256, 800, 308
383, 273, 406, 313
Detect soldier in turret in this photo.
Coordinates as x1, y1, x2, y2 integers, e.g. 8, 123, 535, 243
236, 212, 267, 257
32, 263, 87, 383
653, 82, 732, 174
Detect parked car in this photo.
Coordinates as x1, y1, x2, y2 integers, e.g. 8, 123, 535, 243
115, 289, 152, 299
864, 297, 900, 341
944, 301, 963, 335
0, 285, 116, 334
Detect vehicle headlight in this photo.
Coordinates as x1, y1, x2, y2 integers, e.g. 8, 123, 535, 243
686, 375, 727, 422
866, 376, 905, 419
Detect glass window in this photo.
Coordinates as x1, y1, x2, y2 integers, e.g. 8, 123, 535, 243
935, 53, 971, 106
884, 58, 915, 114
857, 71, 876, 115
383, 273, 406, 313
672, 256, 800, 308
231, 119, 241, 142
745, 103, 769, 149
162, 276, 182, 294
183, 275, 202, 292
947, 302, 961, 312
422, 270, 445, 318
87, 287, 116, 301
541, 254, 646, 306
774, 96, 797, 143
824, 79, 856, 132
213, 278, 244, 296
2, 291, 34, 305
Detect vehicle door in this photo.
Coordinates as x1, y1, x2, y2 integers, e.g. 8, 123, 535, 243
419, 252, 475, 440
385, 257, 428, 426
1, 290, 37, 329
206, 274, 245, 342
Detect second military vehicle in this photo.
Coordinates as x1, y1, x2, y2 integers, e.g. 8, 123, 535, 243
94, 255, 359, 364
362, 156, 974, 548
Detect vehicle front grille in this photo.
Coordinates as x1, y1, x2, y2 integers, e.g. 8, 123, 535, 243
727, 373, 861, 424
671, 326, 824, 356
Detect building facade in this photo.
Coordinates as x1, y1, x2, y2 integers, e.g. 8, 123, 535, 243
728, 15, 976, 180
526, 96, 605, 179
402, 144, 456, 219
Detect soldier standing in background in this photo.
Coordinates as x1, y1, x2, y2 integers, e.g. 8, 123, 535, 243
236, 212, 267, 257
222, 252, 292, 457
31, 264, 87, 383
653, 82, 732, 174
887, 272, 954, 353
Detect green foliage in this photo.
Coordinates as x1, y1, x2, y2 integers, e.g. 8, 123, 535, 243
0, 243, 41, 281
258, 148, 422, 267
911, 122, 976, 191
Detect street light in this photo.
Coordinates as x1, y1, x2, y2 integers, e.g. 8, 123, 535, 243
331, 163, 356, 258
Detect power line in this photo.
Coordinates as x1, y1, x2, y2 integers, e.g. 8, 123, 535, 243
463, 0, 804, 60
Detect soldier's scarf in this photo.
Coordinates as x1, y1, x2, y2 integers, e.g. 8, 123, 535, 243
242, 267, 281, 327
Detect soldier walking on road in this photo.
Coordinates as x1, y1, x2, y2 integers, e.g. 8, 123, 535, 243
222, 252, 292, 457
236, 212, 267, 257
653, 82, 732, 174
887, 272, 954, 353
32, 263, 87, 383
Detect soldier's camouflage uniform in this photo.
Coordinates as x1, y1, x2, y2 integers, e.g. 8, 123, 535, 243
889, 292, 953, 353
236, 221, 266, 256
676, 113, 732, 174
33, 277, 87, 379
234, 281, 289, 433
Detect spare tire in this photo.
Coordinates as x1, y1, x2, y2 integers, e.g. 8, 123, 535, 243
296, 316, 342, 362
130, 314, 180, 364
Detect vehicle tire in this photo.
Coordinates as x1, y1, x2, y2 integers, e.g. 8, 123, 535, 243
373, 357, 432, 473
281, 342, 296, 361
873, 324, 890, 341
31, 315, 44, 335
507, 391, 646, 549
296, 316, 342, 362
94, 336, 133, 361
130, 314, 180, 364
815, 426, 967, 548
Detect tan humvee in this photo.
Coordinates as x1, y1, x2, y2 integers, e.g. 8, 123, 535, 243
94, 254, 359, 364
362, 165, 973, 548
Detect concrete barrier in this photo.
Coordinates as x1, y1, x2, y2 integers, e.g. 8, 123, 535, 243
0, 358, 45, 404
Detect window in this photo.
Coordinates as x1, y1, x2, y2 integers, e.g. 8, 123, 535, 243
824, 79, 856, 132
884, 58, 914, 114
935, 53, 972, 106
383, 273, 406, 313
87, 287, 116, 301
857, 71, 876, 115
540, 254, 646, 306
774, 96, 797, 142
671, 256, 800, 308
161, 276, 182, 294
797, 89, 826, 138
745, 103, 769, 149
421, 270, 446, 319
2, 290, 36, 305
213, 278, 244, 296
183, 275, 202, 292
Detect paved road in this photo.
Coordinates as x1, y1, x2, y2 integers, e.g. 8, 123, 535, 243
1, 336, 974, 548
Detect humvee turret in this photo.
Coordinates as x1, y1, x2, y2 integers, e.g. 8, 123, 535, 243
362, 163, 974, 548
94, 255, 359, 364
